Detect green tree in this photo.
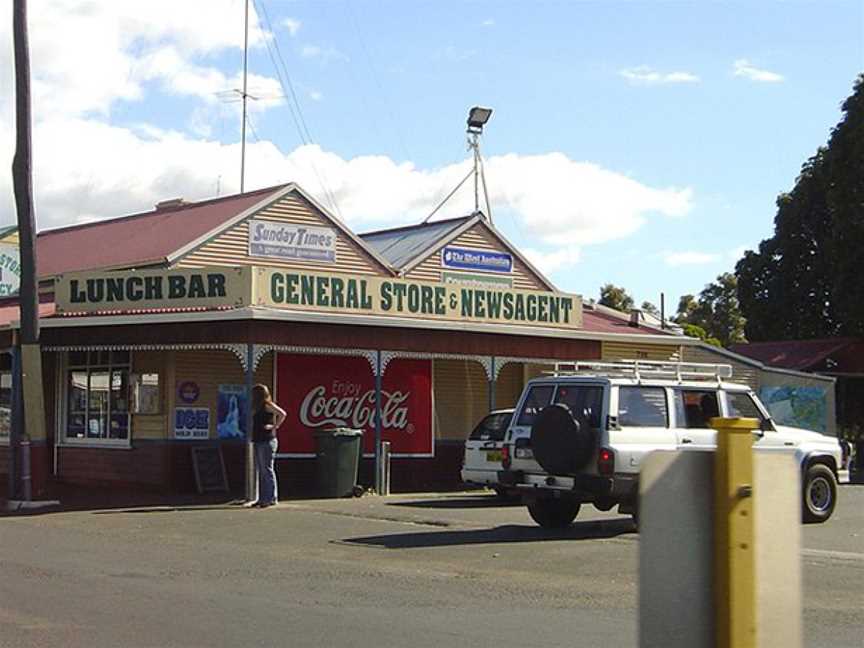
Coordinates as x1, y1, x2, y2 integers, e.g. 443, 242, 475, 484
736, 75, 864, 340
599, 284, 634, 312
681, 323, 722, 347
676, 274, 747, 347
641, 301, 659, 317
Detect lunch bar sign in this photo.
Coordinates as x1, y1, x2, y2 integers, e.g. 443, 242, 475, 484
55, 267, 250, 314
248, 219, 336, 263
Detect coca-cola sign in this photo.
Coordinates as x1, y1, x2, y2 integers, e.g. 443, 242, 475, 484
275, 354, 432, 456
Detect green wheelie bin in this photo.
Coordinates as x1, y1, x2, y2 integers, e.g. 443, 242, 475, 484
312, 428, 363, 497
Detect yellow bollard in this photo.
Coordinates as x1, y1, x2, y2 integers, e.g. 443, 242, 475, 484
710, 416, 759, 648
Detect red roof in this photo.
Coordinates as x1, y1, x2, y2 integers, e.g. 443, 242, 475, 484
36, 184, 287, 278
0, 301, 56, 329
581, 309, 675, 336
730, 339, 859, 371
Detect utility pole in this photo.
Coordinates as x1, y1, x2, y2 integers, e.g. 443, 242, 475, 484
240, 0, 249, 193
10, 0, 45, 503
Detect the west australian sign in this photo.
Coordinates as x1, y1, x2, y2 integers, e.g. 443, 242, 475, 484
55, 267, 250, 314
441, 245, 512, 274
248, 219, 337, 263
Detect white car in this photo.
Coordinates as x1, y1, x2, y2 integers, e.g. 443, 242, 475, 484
498, 361, 847, 528
461, 409, 515, 497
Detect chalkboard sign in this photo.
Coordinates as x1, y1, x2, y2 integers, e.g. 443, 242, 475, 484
191, 446, 229, 494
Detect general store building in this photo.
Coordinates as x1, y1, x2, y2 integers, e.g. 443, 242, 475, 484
0, 183, 693, 498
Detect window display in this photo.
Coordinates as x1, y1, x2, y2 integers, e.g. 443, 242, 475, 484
65, 351, 131, 443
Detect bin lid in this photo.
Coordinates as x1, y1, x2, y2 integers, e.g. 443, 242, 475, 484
313, 427, 364, 437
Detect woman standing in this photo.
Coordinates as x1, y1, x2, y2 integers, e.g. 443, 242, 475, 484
252, 384, 287, 507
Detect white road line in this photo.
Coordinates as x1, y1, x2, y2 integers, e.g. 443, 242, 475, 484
802, 548, 864, 563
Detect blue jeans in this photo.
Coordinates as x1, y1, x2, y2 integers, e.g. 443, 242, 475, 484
254, 438, 279, 504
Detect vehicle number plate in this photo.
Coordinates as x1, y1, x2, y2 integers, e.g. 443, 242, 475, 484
486, 450, 502, 462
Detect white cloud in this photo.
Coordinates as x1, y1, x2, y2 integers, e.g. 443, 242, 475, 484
309, 90, 324, 102
1, 0, 273, 120
481, 19, 495, 27
620, 66, 700, 85
0, 2, 694, 273
282, 18, 302, 36
733, 59, 784, 83
522, 248, 581, 275
664, 251, 721, 267
301, 45, 349, 63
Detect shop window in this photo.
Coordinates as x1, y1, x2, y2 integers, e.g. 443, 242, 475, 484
132, 373, 161, 414
65, 352, 131, 444
0, 372, 10, 442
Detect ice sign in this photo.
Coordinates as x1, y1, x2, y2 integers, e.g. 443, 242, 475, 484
174, 407, 210, 439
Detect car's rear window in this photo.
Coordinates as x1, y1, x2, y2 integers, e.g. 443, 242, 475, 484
554, 385, 604, 428
469, 411, 513, 441
515, 385, 554, 427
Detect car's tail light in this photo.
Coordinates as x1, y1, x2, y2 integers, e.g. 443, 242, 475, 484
501, 445, 511, 469
598, 447, 615, 476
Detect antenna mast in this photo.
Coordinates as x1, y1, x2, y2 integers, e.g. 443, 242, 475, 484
240, 0, 250, 193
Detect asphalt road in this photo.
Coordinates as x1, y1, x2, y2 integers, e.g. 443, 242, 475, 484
1, 485, 862, 648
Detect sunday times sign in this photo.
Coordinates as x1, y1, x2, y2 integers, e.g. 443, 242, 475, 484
256, 268, 582, 329
248, 219, 337, 263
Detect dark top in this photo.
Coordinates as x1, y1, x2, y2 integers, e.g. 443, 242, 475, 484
252, 407, 275, 443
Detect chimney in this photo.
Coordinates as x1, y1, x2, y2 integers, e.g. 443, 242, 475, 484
629, 309, 642, 328
155, 198, 187, 211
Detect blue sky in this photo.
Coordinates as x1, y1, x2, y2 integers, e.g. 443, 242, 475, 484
1, 0, 862, 310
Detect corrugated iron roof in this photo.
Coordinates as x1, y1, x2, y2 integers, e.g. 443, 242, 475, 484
730, 338, 859, 371
36, 184, 289, 278
359, 216, 473, 269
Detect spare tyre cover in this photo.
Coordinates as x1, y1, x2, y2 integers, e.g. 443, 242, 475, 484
531, 403, 595, 475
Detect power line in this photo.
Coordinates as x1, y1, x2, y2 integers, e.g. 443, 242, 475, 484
254, 0, 344, 220
344, 0, 413, 163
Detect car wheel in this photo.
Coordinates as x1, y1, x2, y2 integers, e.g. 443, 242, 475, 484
802, 463, 837, 524
527, 499, 581, 528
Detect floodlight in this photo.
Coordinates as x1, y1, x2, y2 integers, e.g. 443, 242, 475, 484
467, 106, 493, 132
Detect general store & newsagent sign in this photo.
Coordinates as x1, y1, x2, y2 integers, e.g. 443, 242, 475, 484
54, 265, 582, 329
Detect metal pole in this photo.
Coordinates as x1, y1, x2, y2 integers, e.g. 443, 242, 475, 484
472, 134, 480, 213
710, 416, 758, 648
374, 350, 383, 494
245, 343, 255, 503
240, 0, 249, 193
488, 356, 496, 412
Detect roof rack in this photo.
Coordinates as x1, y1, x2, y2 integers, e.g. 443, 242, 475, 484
545, 359, 733, 384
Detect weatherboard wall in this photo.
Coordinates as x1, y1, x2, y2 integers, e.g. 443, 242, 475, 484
176, 193, 386, 276
403, 222, 548, 290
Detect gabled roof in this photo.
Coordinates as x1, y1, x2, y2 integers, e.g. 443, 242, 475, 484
360, 212, 557, 291
37, 185, 289, 278
35, 183, 394, 278
360, 216, 473, 269
730, 338, 859, 371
